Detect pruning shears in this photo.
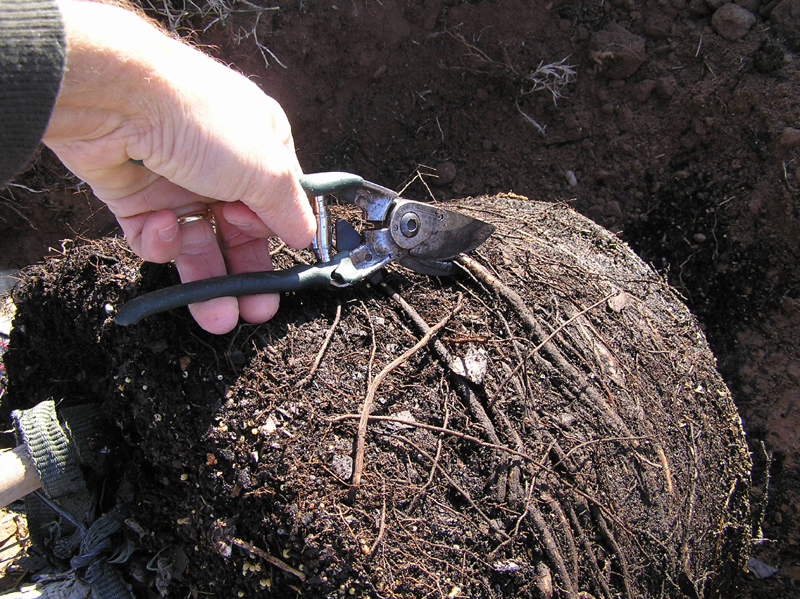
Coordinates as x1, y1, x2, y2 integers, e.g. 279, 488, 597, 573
114, 172, 494, 326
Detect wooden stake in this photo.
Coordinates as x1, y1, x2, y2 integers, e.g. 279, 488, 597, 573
0, 446, 40, 508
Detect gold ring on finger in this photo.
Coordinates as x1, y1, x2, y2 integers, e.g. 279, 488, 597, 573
177, 208, 212, 226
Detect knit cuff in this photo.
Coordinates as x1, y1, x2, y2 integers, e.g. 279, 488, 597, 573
0, 0, 66, 185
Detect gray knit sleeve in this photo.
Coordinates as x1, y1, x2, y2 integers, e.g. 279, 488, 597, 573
0, 0, 66, 186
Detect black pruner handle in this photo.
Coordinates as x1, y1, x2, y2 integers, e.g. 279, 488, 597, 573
114, 262, 339, 326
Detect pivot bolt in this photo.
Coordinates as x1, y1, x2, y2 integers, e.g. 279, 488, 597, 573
400, 212, 421, 238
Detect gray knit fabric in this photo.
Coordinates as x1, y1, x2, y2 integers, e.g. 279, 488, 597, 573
0, 0, 65, 185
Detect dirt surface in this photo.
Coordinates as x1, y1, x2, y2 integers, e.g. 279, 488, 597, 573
1, 0, 799, 596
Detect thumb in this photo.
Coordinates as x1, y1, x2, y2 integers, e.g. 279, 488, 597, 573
242, 146, 316, 250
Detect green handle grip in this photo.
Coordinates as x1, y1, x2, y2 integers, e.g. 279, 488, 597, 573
298, 172, 364, 197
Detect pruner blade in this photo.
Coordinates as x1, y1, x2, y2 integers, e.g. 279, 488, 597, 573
386, 200, 495, 275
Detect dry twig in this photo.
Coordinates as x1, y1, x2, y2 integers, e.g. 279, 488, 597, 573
407, 406, 449, 513
366, 488, 387, 557
391, 433, 510, 541
138, 0, 286, 68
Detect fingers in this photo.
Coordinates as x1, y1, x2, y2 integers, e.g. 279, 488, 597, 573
113, 178, 210, 263
242, 107, 316, 250
243, 166, 316, 250
116, 192, 242, 334
212, 204, 280, 325
233, 102, 316, 249
172, 215, 240, 335
117, 194, 285, 333
47, 12, 316, 253
220, 201, 275, 238
144, 72, 316, 250
135, 210, 181, 263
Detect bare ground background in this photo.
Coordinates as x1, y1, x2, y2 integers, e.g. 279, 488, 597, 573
1, 0, 799, 596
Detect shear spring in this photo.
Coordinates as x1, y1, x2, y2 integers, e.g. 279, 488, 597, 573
311, 194, 334, 262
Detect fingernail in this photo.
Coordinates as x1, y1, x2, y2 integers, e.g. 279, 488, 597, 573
157, 222, 178, 242
228, 220, 254, 231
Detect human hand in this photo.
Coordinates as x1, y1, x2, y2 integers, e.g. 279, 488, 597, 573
43, 0, 316, 334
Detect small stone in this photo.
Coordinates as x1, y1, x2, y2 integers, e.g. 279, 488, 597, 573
434, 162, 457, 185
216, 541, 232, 558
558, 412, 576, 427
779, 127, 800, 148
747, 557, 779, 579
387, 410, 416, 430
771, 0, 800, 50
260, 415, 277, 436
693, 233, 707, 243
565, 170, 578, 187
608, 292, 629, 312
588, 24, 646, 79
331, 455, 353, 480
616, 106, 635, 132
643, 12, 673, 38
655, 76, 678, 100
371, 64, 387, 79
632, 79, 656, 103
712, 3, 756, 41
450, 347, 488, 385
606, 200, 623, 219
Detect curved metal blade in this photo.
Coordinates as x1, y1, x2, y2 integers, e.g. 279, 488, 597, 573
412, 211, 495, 260
396, 256, 458, 276
393, 204, 495, 274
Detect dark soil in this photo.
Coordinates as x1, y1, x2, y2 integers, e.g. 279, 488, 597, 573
2, 0, 799, 596
4, 197, 752, 598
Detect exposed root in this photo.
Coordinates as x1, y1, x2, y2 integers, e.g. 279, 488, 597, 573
448, 30, 576, 134
528, 500, 579, 599
349, 295, 464, 501
329, 413, 539, 465
295, 302, 342, 388
566, 502, 614, 599
590, 505, 634, 599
